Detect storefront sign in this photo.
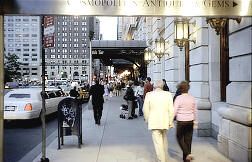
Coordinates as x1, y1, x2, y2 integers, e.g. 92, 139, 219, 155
43, 16, 55, 48
1, 0, 252, 16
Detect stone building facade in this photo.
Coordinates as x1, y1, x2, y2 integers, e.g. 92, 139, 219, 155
120, 17, 251, 162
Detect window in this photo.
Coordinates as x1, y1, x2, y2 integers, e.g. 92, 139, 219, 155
31, 34, 37, 37
51, 55, 56, 59
32, 58, 37, 61
9, 94, 30, 98
23, 34, 29, 37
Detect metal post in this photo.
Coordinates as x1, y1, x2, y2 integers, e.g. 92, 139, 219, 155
40, 16, 49, 162
0, 15, 4, 162
89, 40, 92, 85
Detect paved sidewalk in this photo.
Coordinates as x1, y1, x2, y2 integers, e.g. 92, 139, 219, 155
32, 96, 231, 162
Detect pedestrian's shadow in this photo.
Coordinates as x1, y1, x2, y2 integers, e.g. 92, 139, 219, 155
168, 148, 181, 161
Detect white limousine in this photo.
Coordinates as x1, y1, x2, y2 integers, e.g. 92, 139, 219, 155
4, 88, 66, 120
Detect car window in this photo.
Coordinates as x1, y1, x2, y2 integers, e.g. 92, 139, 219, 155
48, 92, 56, 98
55, 91, 62, 97
9, 94, 31, 98
41, 92, 50, 99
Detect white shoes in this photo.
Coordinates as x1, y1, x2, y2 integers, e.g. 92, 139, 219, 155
186, 154, 194, 161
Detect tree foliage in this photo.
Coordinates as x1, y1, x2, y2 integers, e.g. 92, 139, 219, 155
4, 53, 22, 83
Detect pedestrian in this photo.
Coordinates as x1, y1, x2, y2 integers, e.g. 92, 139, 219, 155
173, 83, 182, 102
162, 79, 169, 91
143, 77, 153, 99
89, 79, 105, 125
143, 80, 174, 162
103, 81, 110, 101
69, 86, 79, 98
135, 81, 144, 116
173, 81, 197, 162
124, 81, 135, 120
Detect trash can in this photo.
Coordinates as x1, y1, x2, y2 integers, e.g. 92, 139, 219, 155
57, 97, 82, 149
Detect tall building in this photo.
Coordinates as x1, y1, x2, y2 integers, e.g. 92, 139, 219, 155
4, 16, 41, 82
45, 16, 99, 82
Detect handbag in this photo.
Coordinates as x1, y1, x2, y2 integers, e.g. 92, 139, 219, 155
123, 94, 128, 100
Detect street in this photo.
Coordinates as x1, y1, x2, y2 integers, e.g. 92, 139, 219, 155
4, 113, 58, 162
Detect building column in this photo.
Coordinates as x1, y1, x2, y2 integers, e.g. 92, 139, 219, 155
0, 15, 4, 162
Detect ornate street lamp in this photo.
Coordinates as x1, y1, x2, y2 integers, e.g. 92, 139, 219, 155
174, 18, 195, 51
206, 17, 241, 35
154, 37, 166, 61
144, 47, 153, 64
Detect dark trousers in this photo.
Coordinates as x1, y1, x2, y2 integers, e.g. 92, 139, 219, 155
93, 104, 103, 123
131, 100, 138, 116
176, 121, 194, 162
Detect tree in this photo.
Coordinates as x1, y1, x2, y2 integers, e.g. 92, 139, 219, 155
4, 53, 22, 83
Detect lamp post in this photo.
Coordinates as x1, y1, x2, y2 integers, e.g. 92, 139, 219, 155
89, 31, 94, 85
174, 18, 195, 51
154, 37, 166, 61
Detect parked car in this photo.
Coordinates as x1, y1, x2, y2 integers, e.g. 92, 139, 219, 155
4, 88, 66, 120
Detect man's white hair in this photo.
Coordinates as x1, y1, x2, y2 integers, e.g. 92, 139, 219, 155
154, 80, 164, 89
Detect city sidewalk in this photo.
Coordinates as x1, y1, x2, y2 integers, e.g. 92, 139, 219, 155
32, 96, 231, 162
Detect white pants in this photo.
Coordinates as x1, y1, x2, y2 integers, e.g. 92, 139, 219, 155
151, 129, 169, 162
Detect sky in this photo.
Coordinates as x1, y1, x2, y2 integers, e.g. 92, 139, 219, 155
97, 17, 118, 40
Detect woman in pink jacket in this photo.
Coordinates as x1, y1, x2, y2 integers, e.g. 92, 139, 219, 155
174, 81, 197, 162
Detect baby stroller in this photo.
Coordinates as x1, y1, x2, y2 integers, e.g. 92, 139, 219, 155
119, 104, 128, 119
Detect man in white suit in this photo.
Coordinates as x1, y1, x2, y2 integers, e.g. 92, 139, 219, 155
143, 80, 174, 162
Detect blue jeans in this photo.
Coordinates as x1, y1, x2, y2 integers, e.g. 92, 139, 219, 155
137, 96, 143, 116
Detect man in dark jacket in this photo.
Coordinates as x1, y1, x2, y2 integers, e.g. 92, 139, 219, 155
124, 81, 135, 119
70, 86, 79, 98
89, 79, 105, 125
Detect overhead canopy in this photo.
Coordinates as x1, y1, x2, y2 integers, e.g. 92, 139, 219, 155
91, 40, 147, 66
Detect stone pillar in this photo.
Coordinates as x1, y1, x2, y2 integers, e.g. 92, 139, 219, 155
217, 18, 252, 162
190, 18, 211, 136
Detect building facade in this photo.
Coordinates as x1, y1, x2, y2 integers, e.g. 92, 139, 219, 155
4, 16, 41, 82
120, 17, 252, 162
45, 16, 98, 82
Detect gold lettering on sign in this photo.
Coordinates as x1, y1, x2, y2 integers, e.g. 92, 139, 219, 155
67, 0, 139, 7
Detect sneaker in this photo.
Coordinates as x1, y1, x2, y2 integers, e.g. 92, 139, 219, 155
133, 114, 138, 118
127, 117, 133, 120
186, 154, 194, 161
